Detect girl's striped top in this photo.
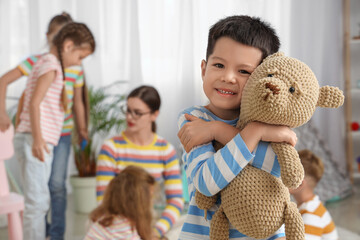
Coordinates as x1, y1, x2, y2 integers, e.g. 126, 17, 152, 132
96, 132, 184, 237
84, 215, 141, 240
17, 54, 84, 136
299, 195, 338, 240
16, 53, 64, 145
177, 105, 285, 239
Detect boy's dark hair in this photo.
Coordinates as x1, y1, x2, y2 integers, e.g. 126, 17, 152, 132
206, 15, 280, 61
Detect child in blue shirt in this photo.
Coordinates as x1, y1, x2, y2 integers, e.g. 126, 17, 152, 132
177, 15, 297, 240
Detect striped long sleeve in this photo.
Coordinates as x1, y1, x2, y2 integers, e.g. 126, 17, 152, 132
178, 106, 254, 197
96, 133, 184, 237
17, 54, 84, 135
299, 195, 338, 240
177, 106, 286, 239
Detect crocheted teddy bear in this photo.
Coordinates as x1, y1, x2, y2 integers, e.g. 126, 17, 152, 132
195, 52, 344, 240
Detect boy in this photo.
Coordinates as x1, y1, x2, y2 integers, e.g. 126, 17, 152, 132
177, 15, 297, 239
289, 150, 338, 240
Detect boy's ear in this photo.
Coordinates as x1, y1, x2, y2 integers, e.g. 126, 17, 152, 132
201, 60, 207, 81
316, 86, 344, 108
63, 39, 75, 53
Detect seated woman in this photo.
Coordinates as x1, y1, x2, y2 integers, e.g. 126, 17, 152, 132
96, 85, 184, 239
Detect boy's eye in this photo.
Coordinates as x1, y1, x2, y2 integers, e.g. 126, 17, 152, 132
214, 63, 224, 68
239, 70, 250, 75
267, 74, 274, 77
289, 86, 295, 93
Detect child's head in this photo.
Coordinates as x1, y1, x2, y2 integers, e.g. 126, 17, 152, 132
52, 22, 95, 111
52, 22, 96, 68
201, 15, 280, 119
298, 149, 324, 189
125, 85, 161, 133
46, 12, 73, 44
90, 166, 156, 240
206, 15, 280, 62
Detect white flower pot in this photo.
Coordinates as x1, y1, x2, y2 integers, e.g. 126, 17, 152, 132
70, 176, 97, 214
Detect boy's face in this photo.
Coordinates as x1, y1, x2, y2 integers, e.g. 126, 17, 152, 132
201, 37, 262, 119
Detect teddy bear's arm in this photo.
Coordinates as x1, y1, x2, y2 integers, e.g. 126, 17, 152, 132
270, 143, 304, 189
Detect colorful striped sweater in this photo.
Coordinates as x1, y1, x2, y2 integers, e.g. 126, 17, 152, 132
177, 106, 285, 239
299, 195, 338, 240
16, 54, 64, 145
17, 54, 84, 136
96, 132, 184, 237
84, 215, 141, 240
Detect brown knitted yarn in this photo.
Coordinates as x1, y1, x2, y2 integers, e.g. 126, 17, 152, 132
221, 166, 287, 239
237, 52, 319, 129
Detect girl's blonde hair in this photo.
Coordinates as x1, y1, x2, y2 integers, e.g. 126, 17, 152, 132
298, 149, 324, 185
90, 166, 155, 240
52, 22, 95, 111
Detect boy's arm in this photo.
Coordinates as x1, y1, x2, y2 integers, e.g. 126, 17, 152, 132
0, 68, 23, 131
178, 113, 239, 152
29, 70, 56, 161
178, 111, 254, 196
179, 113, 297, 153
96, 140, 117, 203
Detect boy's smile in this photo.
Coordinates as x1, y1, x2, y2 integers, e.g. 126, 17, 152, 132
201, 37, 262, 120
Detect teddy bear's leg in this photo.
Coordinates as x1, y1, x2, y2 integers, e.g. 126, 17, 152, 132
271, 142, 304, 189
210, 206, 229, 240
284, 201, 305, 240
195, 190, 218, 219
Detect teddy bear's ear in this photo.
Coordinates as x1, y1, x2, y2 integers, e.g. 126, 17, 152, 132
263, 52, 284, 62
316, 86, 344, 108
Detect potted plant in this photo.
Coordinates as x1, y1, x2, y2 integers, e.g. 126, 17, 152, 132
70, 81, 127, 213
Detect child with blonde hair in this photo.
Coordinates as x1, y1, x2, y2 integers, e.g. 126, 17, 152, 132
289, 149, 338, 240
85, 165, 156, 240
0, 22, 95, 240
0, 13, 91, 240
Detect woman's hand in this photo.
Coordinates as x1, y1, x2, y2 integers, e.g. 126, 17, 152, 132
178, 114, 214, 153
0, 112, 11, 132
32, 137, 50, 162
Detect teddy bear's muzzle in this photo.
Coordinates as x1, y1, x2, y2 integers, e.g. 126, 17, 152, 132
264, 82, 280, 101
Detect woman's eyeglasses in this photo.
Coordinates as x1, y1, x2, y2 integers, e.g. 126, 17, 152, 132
121, 106, 152, 120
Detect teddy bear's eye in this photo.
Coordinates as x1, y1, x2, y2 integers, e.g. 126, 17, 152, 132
289, 86, 295, 93
267, 74, 274, 77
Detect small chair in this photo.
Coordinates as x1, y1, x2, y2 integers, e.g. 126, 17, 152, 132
0, 125, 24, 240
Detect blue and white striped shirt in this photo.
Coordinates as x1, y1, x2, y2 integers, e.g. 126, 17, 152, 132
178, 106, 285, 240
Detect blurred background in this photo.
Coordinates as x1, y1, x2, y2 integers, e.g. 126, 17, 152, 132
0, 0, 345, 163
1, 0, 360, 239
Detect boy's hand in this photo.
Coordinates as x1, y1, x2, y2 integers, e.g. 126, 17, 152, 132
0, 112, 11, 132
32, 137, 50, 162
258, 122, 297, 147
178, 114, 214, 153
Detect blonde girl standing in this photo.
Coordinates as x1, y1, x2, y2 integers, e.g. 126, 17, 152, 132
11, 22, 95, 240
0, 13, 90, 240
85, 165, 156, 240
